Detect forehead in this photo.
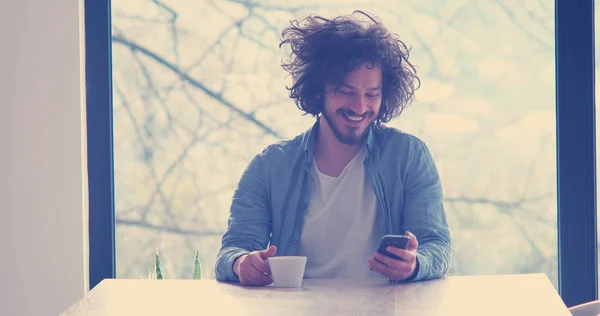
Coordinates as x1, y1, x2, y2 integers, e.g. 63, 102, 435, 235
343, 63, 382, 87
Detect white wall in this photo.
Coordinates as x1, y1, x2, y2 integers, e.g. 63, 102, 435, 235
0, 0, 88, 315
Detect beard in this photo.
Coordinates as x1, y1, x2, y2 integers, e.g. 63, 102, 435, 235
322, 108, 374, 146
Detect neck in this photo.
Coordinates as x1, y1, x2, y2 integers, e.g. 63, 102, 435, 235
313, 117, 364, 177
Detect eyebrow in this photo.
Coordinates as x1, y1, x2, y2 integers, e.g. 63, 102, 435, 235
342, 84, 382, 91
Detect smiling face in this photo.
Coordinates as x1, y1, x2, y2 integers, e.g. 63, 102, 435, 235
320, 62, 383, 146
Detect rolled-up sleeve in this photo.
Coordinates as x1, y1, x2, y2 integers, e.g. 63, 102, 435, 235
215, 153, 272, 282
399, 139, 452, 282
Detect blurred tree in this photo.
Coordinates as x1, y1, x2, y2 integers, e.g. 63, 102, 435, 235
111, 0, 559, 286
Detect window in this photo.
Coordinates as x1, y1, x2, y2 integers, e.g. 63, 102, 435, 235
109, 0, 559, 286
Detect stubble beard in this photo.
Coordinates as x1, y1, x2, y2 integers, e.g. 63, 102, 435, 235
321, 110, 372, 146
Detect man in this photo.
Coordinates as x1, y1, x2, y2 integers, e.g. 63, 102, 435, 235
215, 10, 451, 285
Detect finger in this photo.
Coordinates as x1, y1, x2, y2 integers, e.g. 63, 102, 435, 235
250, 256, 271, 275
372, 251, 403, 270
385, 246, 417, 262
405, 231, 418, 250
241, 263, 272, 286
238, 259, 263, 285
237, 263, 256, 285
373, 251, 415, 273
240, 273, 259, 286
257, 273, 274, 285
373, 252, 415, 276
368, 257, 402, 280
247, 266, 273, 285
258, 245, 277, 260
369, 257, 411, 280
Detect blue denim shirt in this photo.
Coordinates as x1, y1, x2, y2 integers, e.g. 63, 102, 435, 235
215, 122, 452, 282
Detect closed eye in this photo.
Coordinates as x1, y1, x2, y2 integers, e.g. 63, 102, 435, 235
367, 94, 380, 98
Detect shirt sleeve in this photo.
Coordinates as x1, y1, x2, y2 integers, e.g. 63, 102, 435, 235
215, 153, 272, 282
398, 139, 452, 282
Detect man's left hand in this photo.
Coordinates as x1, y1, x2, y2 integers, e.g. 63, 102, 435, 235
368, 231, 419, 281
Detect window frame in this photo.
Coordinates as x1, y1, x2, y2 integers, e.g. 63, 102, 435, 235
85, 0, 598, 307
85, 0, 116, 290
556, 0, 598, 307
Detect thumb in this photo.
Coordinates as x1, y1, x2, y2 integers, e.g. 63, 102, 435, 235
259, 245, 277, 260
405, 231, 418, 250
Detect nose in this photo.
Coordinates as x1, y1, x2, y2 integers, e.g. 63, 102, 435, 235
351, 95, 368, 115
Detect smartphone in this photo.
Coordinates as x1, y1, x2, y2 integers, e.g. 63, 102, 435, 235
376, 235, 410, 260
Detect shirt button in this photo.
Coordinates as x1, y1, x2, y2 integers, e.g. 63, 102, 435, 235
291, 239, 299, 246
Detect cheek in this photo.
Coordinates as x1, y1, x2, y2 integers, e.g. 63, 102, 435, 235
324, 95, 345, 112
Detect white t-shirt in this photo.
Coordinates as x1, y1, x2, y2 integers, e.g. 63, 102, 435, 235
296, 147, 384, 279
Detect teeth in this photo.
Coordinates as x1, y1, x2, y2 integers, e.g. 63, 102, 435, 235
346, 114, 364, 121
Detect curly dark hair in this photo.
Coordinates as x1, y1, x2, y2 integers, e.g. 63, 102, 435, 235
279, 10, 420, 124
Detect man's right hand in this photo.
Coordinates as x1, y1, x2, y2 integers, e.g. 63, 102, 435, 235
233, 245, 277, 286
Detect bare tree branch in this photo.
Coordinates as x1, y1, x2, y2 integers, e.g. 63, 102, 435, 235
182, 20, 242, 73
516, 2, 552, 33
179, 84, 256, 161
112, 10, 167, 25
113, 34, 283, 139
444, 194, 553, 208
114, 83, 152, 160
519, 133, 553, 200
151, 0, 181, 65
117, 218, 224, 237
225, 0, 372, 14
115, 76, 185, 223
503, 207, 546, 261
492, 0, 552, 52
137, 116, 233, 221
412, 32, 442, 78
405, 0, 479, 47
218, 30, 241, 95
130, 50, 175, 132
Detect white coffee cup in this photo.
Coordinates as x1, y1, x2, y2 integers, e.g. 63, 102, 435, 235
267, 256, 307, 288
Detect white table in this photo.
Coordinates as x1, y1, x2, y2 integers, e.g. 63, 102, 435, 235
61, 273, 571, 315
